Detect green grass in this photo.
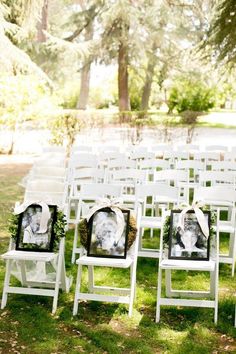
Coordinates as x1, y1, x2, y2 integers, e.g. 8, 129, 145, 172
0, 164, 235, 353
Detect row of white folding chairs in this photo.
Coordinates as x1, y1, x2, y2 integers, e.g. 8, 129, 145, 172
71, 182, 236, 278
69, 143, 236, 154
68, 150, 236, 176
70, 182, 181, 263
68, 167, 236, 225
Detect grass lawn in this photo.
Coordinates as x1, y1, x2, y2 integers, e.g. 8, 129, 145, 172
0, 163, 235, 353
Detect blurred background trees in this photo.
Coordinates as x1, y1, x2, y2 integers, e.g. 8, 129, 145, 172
0, 0, 236, 150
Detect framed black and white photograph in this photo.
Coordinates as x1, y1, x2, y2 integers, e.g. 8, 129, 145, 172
16, 204, 57, 252
87, 207, 130, 258
168, 210, 210, 260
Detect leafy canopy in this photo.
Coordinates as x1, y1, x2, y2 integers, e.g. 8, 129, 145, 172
168, 76, 215, 114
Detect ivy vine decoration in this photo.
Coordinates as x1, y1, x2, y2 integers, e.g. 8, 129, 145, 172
8, 209, 67, 252
162, 208, 216, 248
53, 210, 67, 250
78, 212, 137, 251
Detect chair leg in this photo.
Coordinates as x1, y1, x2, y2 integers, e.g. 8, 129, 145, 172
165, 269, 172, 297
52, 255, 63, 314
210, 270, 216, 297
230, 233, 236, 277
155, 267, 162, 323
1, 259, 12, 309
214, 265, 219, 324
73, 264, 83, 316
88, 265, 94, 292
128, 263, 136, 317
72, 224, 79, 263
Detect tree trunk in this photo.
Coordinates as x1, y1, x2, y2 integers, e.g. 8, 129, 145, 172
77, 22, 93, 110
77, 63, 91, 109
118, 42, 130, 122
36, 0, 48, 43
140, 60, 156, 111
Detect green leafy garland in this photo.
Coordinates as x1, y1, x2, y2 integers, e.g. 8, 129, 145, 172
163, 208, 216, 247
8, 210, 67, 251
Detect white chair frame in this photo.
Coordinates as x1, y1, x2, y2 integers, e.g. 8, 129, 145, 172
1, 233, 71, 314
71, 183, 123, 263
156, 210, 219, 324
194, 186, 236, 276
73, 205, 141, 317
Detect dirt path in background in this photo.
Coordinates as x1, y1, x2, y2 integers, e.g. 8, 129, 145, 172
0, 164, 32, 178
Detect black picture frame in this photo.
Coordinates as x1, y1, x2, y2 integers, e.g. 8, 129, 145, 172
87, 207, 130, 259
168, 209, 211, 261
15, 204, 57, 252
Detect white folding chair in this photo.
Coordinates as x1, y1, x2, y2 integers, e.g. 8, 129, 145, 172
106, 158, 136, 171
28, 166, 67, 182
163, 151, 189, 168
1, 179, 70, 313
175, 160, 205, 202
1, 235, 69, 314
139, 159, 170, 181
24, 179, 67, 210
205, 145, 228, 153
199, 171, 235, 188
67, 168, 105, 224
156, 209, 219, 324
193, 152, 221, 169
210, 161, 236, 172
177, 144, 200, 153
135, 183, 180, 258
71, 183, 123, 263
98, 152, 127, 169
129, 151, 155, 166
194, 186, 236, 276
107, 168, 147, 207
224, 152, 236, 162
33, 153, 66, 168
150, 144, 173, 158
154, 169, 189, 204
73, 204, 141, 317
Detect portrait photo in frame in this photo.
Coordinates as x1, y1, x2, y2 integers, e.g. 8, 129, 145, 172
16, 204, 57, 252
168, 210, 211, 261
87, 207, 130, 259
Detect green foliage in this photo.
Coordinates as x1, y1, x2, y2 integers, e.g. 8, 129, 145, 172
48, 109, 85, 153
53, 210, 67, 250
0, 74, 57, 127
167, 75, 216, 143
168, 77, 215, 116
57, 82, 81, 109
206, 0, 236, 65
89, 86, 115, 109
8, 208, 66, 251
129, 68, 144, 111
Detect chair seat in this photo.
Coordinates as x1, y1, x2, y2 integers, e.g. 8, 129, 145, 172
1, 250, 57, 262
160, 259, 215, 271
76, 255, 133, 268
140, 216, 162, 229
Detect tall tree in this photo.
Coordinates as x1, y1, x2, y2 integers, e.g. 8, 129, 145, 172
37, 0, 48, 43
0, 0, 51, 83
204, 0, 236, 66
